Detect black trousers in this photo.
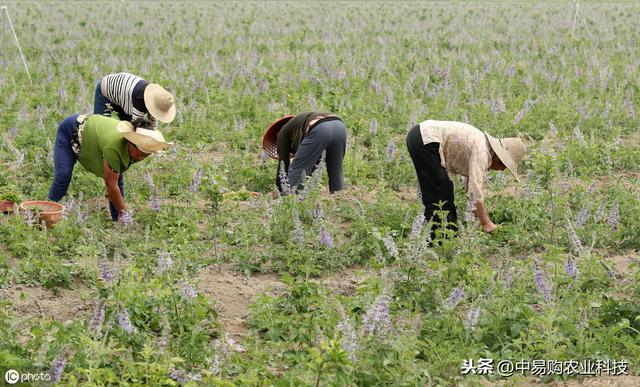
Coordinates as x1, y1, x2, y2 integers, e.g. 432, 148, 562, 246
406, 125, 458, 240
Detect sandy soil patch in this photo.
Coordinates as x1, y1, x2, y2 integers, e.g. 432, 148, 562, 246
197, 265, 286, 337
606, 252, 639, 275
197, 265, 375, 337
2, 282, 96, 323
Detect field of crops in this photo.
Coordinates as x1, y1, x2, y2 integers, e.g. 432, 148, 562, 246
1, 1, 639, 385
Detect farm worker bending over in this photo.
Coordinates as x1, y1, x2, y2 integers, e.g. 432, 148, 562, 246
48, 114, 172, 221
263, 112, 347, 194
406, 120, 531, 239
94, 72, 176, 129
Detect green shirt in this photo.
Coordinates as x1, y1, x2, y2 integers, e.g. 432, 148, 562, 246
77, 115, 131, 177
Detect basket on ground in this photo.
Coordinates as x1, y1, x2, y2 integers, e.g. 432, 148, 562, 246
19, 201, 64, 229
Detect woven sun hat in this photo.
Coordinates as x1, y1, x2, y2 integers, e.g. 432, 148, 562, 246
484, 131, 530, 182
143, 83, 176, 123
117, 121, 173, 154
262, 115, 294, 159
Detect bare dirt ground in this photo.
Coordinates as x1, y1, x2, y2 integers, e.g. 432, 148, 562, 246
1, 261, 374, 340
196, 264, 375, 337
606, 252, 639, 276
2, 281, 96, 327
197, 265, 286, 336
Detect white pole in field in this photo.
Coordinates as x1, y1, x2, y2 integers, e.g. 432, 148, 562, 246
1, 1, 33, 84
571, 2, 579, 36
571, 1, 592, 38
578, 2, 592, 37
2, 0, 6, 68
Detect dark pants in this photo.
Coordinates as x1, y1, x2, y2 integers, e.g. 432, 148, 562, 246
278, 120, 347, 193
406, 125, 458, 240
48, 114, 124, 221
94, 81, 129, 121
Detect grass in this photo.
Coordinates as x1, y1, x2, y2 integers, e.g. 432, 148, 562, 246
0, 1, 639, 385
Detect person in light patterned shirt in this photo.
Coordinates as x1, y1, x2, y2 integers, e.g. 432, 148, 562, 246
94, 72, 176, 129
406, 120, 530, 241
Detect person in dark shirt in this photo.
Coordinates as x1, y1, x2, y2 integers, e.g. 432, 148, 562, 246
263, 112, 347, 194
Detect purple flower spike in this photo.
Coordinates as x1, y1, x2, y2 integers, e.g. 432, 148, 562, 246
533, 265, 552, 302
319, 229, 334, 248
361, 293, 392, 337
464, 304, 481, 331
98, 259, 118, 283
386, 139, 396, 161
607, 204, 620, 231
565, 257, 579, 279
117, 309, 136, 334
189, 167, 202, 193
179, 280, 198, 302
445, 286, 465, 310
50, 355, 66, 382
156, 251, 173, 275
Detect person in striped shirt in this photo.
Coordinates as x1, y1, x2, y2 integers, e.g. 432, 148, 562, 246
94, 72, 176, 129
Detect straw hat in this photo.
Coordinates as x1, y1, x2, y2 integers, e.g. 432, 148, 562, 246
117, 121, 173, 154
262, 115, 294, 159
143, 84, 176, 123
484, 132, 530, 182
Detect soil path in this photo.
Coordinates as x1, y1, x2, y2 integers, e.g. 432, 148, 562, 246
2, 264, 375, 339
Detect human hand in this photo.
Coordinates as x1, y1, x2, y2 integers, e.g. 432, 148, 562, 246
482, 221, 497, 233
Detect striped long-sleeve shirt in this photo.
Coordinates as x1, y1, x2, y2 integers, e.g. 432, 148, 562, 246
100, 73, 158, 129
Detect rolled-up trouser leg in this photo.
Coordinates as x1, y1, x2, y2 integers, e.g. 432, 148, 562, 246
324, 120, 347, 193
48, 115, 80, 201
406, 125, 457, 241
108, 173, 125, 221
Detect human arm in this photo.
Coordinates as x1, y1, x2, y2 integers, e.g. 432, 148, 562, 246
467, 144, 495, 232
275, 160, 287, 193
103, 160, 125, 218
276, 124, 293, 172
275, 123, 295, 192
473, 200, 497, 233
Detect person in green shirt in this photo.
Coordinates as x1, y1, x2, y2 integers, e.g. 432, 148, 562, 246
48, 114, 172, 221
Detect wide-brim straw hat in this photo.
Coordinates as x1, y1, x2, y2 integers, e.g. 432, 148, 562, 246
144, 83, 176, 123
117, 121, 173, 154
262, 115, 294, 159
484, 132, 529, 182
